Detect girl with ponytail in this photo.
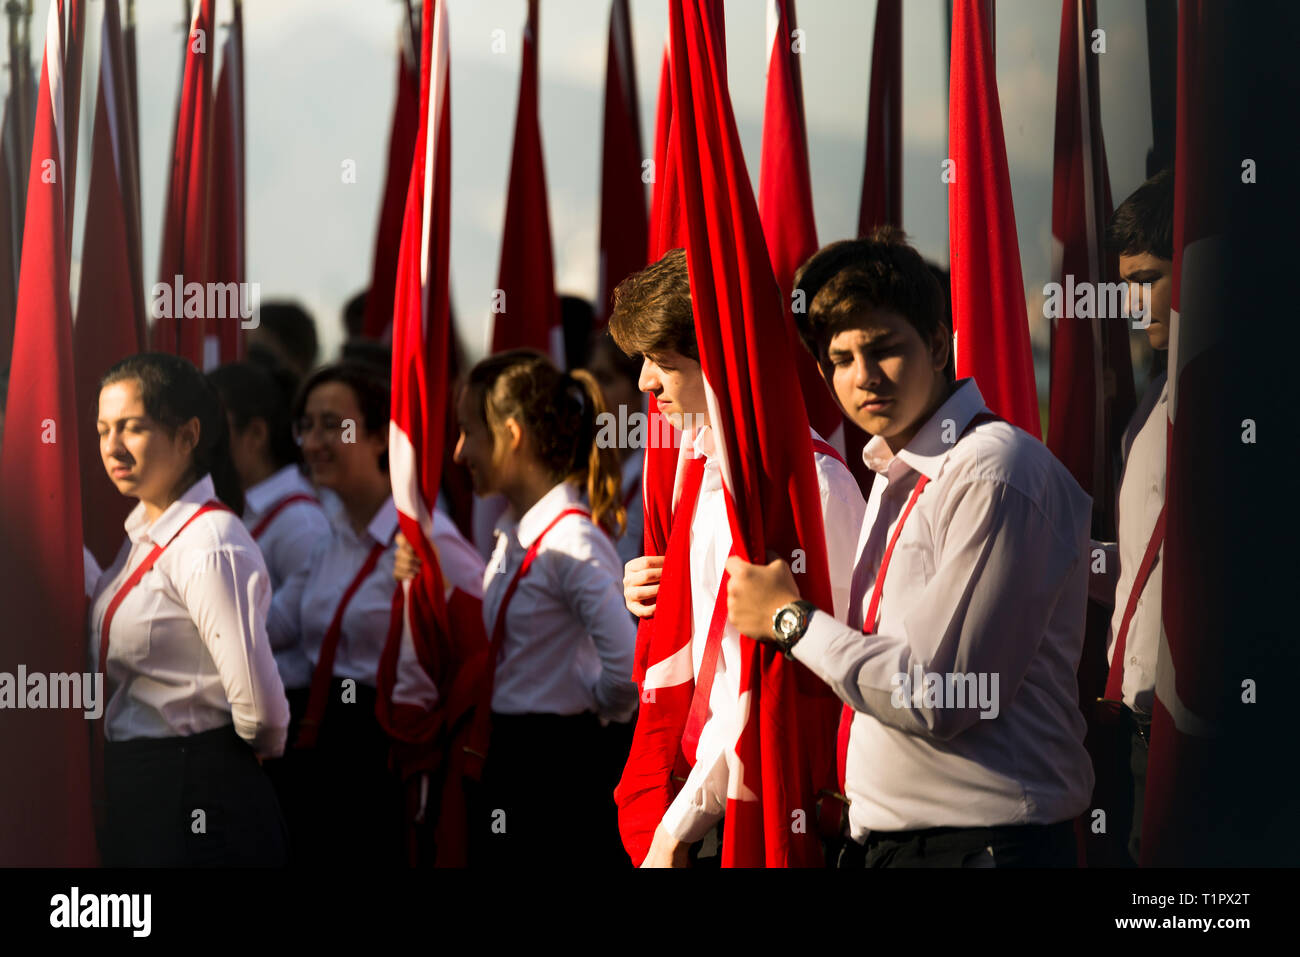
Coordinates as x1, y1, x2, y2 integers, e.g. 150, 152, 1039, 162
395, 348, 638, 867
90, 352, 289, 866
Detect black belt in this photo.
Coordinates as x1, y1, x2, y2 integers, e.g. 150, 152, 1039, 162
863, 819, 1074, 847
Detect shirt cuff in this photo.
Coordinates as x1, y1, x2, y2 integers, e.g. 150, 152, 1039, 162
789, 610, 845, 687
660, 787, 724, 845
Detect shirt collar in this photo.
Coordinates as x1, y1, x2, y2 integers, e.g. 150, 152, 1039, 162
511, 480, 585, 549
125, 474, 220, 547
244, 464, 310, 515
861, 378, 988, 481
323, 490, 399, 547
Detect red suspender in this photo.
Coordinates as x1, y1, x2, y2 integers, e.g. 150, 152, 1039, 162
811, 437, 848, 468
835, 411, 1002, 792
1103, 504, 1167, 701
250, 492, 320, 540
295, 540, 390, 749
97, 501, 233, 681
461, 507, 593, 774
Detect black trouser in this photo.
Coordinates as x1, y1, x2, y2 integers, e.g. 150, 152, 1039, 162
276, 680, 405, 867
103, 724, 287, 867
467, 711, 613, 869
1124, 708, 1152, 865
839, 819, 1079, 868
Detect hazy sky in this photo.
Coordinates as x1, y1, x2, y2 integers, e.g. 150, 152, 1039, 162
11, 0, 1160, 395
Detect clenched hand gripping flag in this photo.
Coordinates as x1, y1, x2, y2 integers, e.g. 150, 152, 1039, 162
377, 0, 488, 869
616, 0, 838, 868
757, 0, 842, 445
153, 0, 214, 366
0, 0, 96, 866
73, 0, 146, 570
1140, 0, 1229, 867
490, 0, 560, 364
948, 0, 1040, 437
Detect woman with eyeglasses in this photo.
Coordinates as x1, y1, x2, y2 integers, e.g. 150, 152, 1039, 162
269, 362, 482, 866
90, 353, 289, 866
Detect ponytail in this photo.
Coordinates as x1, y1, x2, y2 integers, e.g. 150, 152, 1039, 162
467, 349, 626, 536
101, 353, 246, 513
566, 368, 625, 537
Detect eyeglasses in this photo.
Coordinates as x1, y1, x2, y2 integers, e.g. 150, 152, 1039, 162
293, 414, 348, 445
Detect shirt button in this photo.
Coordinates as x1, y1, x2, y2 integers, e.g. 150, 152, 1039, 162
1130, 656, 1139, 666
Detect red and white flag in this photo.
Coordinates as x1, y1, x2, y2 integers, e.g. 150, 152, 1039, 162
153, 0, 213, 366
595, 0, 647, 324
948, 0, 1041, 437
857, 0, 900, 237
758, 0, 842, 444
0, 0, 95, 866
489, 0, 560, 363
377, 0, 488, 868
206, 0, 245, 366
1046, 0, 1134, 524
1141, 0, 1228, 867
617, 0, 836, 868
361, 23, 419, 342
73, 0, 146, 570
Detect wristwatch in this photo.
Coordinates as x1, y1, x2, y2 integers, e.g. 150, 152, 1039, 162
771, 600, 815, 658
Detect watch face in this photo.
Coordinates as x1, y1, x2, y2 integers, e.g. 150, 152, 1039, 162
776, 608, 797, 639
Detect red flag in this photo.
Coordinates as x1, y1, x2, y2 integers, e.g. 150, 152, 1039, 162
490, 0, 560, 363
758, 0, 842, 442
948, 0, 1041, 437
857, 0, 900, 236
595, 0, 646, 324
618, 0, 836, 868
1140, 0, 1228, 867
1046, 0, 1134, 520
206, 0, 245, 365
646, 43, 677, 263
153, 0, 214, 366
0, 0, 95, 866
73, 0, 146, 570
60, 0, 84, 252
377, 0, 488, 868
361, 26, 419, 342
0, 14, 37, 373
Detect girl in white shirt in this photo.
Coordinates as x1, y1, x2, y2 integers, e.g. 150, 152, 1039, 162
269, 362, 479, 866
90, 353, 290, 866
401, 349, 638, 867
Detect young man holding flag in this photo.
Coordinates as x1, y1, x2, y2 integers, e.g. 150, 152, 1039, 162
1091, 168, 1174, 864
725, 230, 1095, 867
611, 248, 865, 867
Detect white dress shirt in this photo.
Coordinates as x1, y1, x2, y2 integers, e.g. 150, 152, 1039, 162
615, 448, 645, 569
83, 546, 102, 599
661, 425, 866, 844
791, 379, 1095, 840
268, 493, 401, 689
390, 509, 488, 709
1106, 372, 1168, 715
483, 480, 638, 721
242, 464, 331, 690
88, 475, 290, 757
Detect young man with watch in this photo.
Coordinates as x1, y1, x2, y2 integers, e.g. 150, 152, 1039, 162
725, 228, 1095, 867
611, 248, 866, 868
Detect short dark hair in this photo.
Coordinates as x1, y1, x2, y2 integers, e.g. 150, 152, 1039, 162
560, 295, 596, 371
257, 301, 320, 371
207, 361, 300, 471
792, 226, 954, 381
607, 248, 698, 361
1106, 168, 1174, 260
293, 361, 391, 472
342, 289, 367, 339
